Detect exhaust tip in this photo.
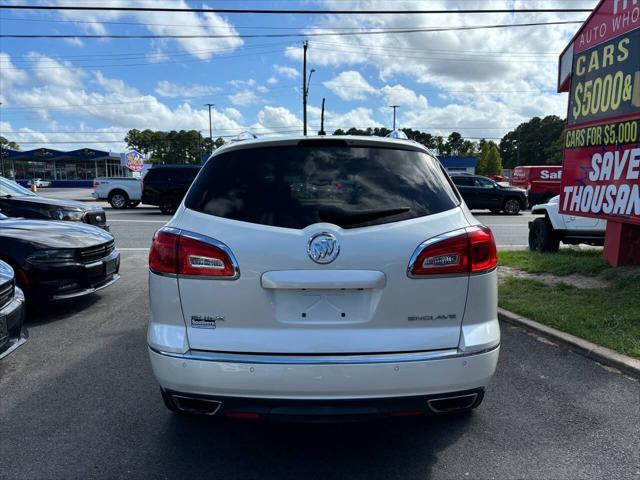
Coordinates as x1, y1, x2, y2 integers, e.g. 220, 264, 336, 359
427, 393, 478, 414
171, 395, 222, 416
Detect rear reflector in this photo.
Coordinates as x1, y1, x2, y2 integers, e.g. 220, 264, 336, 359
409, 226, 497, 276
149, 228, 239, 278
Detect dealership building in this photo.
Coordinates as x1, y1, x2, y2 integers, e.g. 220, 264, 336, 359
0, 147, 130, 187
438, 156, 477, 175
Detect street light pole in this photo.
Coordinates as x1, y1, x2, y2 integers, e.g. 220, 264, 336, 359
205, 103, 214, 154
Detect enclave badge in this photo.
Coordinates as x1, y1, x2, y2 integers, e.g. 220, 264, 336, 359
191, 315, 224, 329
307, 232, 340, 264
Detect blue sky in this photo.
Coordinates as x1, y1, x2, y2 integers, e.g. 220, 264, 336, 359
0, 0, 597, 153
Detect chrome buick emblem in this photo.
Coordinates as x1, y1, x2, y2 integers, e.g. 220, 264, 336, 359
307, 232, 340, 264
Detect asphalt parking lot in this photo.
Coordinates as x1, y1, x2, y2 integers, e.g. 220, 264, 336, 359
1, 202, 639, 480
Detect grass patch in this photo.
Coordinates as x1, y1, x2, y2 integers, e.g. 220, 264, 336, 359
498, 250, 640, 358
499, 249, 609, 276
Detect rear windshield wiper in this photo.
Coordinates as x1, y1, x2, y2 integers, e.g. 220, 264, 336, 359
318, 206, 411, 226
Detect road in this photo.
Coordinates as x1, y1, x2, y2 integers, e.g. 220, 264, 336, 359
2, 203, 637, 479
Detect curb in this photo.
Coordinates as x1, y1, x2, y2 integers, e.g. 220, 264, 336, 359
498, 307, 640, 379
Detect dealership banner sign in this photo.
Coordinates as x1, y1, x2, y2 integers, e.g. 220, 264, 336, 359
559, 0, 640, 225
121, 149, 145, 172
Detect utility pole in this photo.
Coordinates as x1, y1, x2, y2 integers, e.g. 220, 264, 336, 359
302, 41, 308, 135
204, 103, 214, 154
318, 98, 326, 136
389, 105, 399, 130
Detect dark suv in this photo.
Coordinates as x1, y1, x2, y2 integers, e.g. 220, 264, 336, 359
141, 165, 201, 214
450, 173, 527, 215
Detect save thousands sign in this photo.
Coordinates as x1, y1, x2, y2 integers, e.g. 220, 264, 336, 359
558, 0, 640, 224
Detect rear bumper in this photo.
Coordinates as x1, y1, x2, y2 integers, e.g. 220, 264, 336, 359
148, 344, 499, 400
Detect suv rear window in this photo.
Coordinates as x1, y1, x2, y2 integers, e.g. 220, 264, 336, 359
185, 145, 459, 229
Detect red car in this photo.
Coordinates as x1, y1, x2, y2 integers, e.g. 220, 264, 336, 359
511, 166, 562, 206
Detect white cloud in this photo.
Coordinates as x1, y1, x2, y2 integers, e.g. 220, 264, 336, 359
228, 90, 261, 106
251, 106, 302, 135
324, 71, 377, 101
326, 107, 383, 131
25, 52, 87, 89
155, 80, 221, 98
283, 0, 591, 136
274, 64, 300, 79
267, 76, 278, 85
95, 72, 139, 96
0, 53, 29, 88
380, 85, 428, 111
52, 0, 243, 60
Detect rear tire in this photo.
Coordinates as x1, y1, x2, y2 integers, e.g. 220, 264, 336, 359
503, 198, 522, 215
108, 190, 129, 209
159, 198, 177, 215
529, 217, 560, 252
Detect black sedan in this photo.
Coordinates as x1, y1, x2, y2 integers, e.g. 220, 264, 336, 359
0, 259, 27, 359
0, 213, 120, 301
0, 176, 109, 230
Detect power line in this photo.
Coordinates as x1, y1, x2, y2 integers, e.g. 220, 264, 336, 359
0, 5, 593, 14
0, 20, 585, 39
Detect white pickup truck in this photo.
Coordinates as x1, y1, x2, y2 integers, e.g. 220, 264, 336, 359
528, 195, 606, 252
92, 177, 142, 209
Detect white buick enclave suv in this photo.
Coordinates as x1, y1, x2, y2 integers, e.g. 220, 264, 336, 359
147, 135, 500, 420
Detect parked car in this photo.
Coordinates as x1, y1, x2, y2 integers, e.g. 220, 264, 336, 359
511, 166, 563, 207
141, 165, 201, 215
26, 178, 51, 188
0, 259, 27, 360
529, 195, 606, 252
147, 135, 500, 420
450, 173, 528, 215
93, 177, 142, 209
0, 213, 120, 301
0, 176, 109, 230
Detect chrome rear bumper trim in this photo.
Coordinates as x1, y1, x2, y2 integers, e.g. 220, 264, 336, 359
149, 344, 499, 365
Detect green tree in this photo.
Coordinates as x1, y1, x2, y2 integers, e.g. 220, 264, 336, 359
499, 115, 565, 168
0, 136, 20, 151
124, 129, 221, 164
477, 141, 503, 176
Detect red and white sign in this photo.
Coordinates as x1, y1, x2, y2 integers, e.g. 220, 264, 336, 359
558, 0, 640, 226
561, 144, 640, 224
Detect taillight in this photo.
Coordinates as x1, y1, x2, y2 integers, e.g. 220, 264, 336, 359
468, 226, 498, 273
408, 226, 497, 277
149, 229, 239, 279
149, 230, 179, 274
93, 180, 98, 188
